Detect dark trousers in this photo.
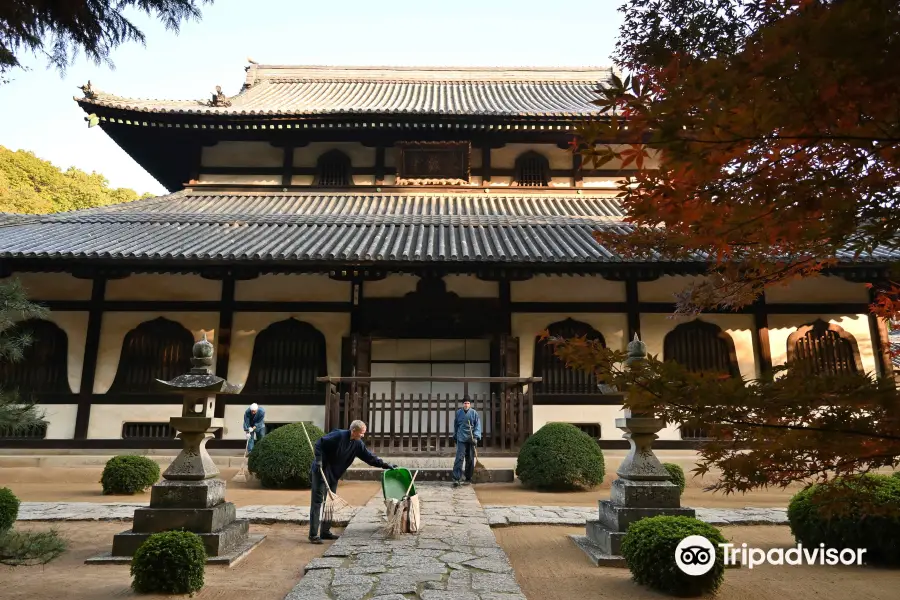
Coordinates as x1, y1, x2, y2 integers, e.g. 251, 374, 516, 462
452, 441, 475, 482
309, 468, 338, 538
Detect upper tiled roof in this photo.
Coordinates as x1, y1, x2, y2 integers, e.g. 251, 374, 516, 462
76, 65, 615, 118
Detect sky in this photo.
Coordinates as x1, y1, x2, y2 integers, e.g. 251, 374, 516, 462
0, 0, 623, 196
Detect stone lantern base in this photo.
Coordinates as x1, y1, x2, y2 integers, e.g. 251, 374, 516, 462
86, 424, 265, 566
570, 413, 696, 567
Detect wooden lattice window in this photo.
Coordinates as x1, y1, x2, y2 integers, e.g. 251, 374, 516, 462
122, 422, 174, 439
533, 319, 605, 396
664, 320, 738, 441
787, 320, 863, 376
108, 318, 194, 393
243, 318, 327, 395
0, 319, 70, 396
315, 150, 351, 186
513, 151, 550, 187
664, 320, 740, 377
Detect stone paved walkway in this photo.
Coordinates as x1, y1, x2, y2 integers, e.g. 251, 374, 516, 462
284, 483, 527, 600
483, 505, 788, 527
17, 501, 787, 527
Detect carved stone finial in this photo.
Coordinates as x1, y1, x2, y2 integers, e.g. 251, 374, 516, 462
207, 85, 232, 107
78, 80, 96, 99
625, 333, 647, 367
191, 331, 214, 369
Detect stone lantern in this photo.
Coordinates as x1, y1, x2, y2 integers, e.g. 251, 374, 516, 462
88, 332, 264, 565
572, 334, 696, 566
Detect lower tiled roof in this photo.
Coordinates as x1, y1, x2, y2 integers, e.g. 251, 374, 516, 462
0, 191, 896, 266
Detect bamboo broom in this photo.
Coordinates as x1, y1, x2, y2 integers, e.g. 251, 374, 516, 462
381, 469, 419, 538
468, 420, 489, 483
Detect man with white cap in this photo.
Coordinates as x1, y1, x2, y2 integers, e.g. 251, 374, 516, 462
242, 403, 266, 451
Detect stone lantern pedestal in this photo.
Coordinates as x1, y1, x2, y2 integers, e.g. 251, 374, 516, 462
571, 335, 696, 567
87, 333, 264, 566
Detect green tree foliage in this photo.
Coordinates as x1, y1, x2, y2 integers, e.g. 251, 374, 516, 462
0, 146, 153, 214
1, 1, 211, 79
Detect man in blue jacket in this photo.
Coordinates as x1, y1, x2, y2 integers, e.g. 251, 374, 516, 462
242, 403, 266, 451
309, 420, 396, 544
452, 399, 481, 487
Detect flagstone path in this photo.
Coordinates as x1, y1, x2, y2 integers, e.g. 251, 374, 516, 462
283, 482, 526, 600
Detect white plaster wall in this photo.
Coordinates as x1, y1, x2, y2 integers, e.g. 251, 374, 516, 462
489, 176, 513, 186
290, 175, 315, 186
582, 177, 621, 189
365, 275, 419, 298
228, 312, 349, 389
93, 313, 219, 394
201, 142, 283, 167
45, 311, 89, 393
198, 174, 281, 185
491, 144, 571, 169
638, 275, 705, 302
511, 275, 625, 302
765, 276, 869, 304
513, 313, 628, 378
87, 404, 182, 439
533, 405, 682, 441
383, 174, 397, 185
40, 404, 78, 439
352, 175, 375, 186
2, 273, 92, 300
470, 149, 482, 169
549, 177, 572, 187
222, 405, 326, 438
293, 143, 375, 168
640, 313, 758, 381
443, 275, 497, 298
768, 314, 876, 373
106, 274, 222, 302
235, 274, 349, 302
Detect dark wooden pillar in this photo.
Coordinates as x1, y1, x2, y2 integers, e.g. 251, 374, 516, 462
350, 279, 364, 333
868, 287, 893, 378
375, 147, 385, 185
573, 151, 583, 187
481, 146, 492, 184
281, 146, 294, 188
625, 278, 641, 341
752, 295, 773, 377
74, 278, 106, 439
214, 278, 235, 418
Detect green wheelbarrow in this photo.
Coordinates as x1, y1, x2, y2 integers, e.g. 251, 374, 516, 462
381, 467, 421, 536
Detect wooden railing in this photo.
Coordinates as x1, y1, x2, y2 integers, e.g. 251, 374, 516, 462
317, 376, 541, 455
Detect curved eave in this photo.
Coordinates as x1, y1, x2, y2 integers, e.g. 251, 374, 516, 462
75, 98, 608, 126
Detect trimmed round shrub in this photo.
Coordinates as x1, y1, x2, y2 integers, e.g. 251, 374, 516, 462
622, 515, 727, 597
787, 474, 900, 566
100, 455, 160, 495
663, 463, 686, 496
131, 530, 206, 595
0, 487, 20, 532
248, 422, 324, 489
515, 422, 605, 490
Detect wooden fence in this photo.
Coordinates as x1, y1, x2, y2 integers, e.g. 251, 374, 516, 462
317, 376, 540, 455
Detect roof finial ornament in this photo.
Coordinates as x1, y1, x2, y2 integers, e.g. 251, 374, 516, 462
625, 332, 647, 367
78, 80, 96, 100
247, 57, 258, 65
207, 85, 231, 107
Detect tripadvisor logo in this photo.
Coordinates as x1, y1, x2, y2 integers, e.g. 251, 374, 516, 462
675, 536, 868, 574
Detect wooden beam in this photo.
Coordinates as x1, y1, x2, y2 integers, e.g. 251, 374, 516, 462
499, 279, 511, 335
626, 279, 641, 341
350, 279, 364, 333
752, 296, 773, 377
481, 146, 492, 183
573, 151, 583, 187
74, 278, 106, 439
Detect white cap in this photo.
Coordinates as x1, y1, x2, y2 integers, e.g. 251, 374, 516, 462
249, 403, 259, 411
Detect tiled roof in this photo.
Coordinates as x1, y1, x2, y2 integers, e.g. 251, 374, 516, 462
76, 65, 614, 118
0, 190, 896, 266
